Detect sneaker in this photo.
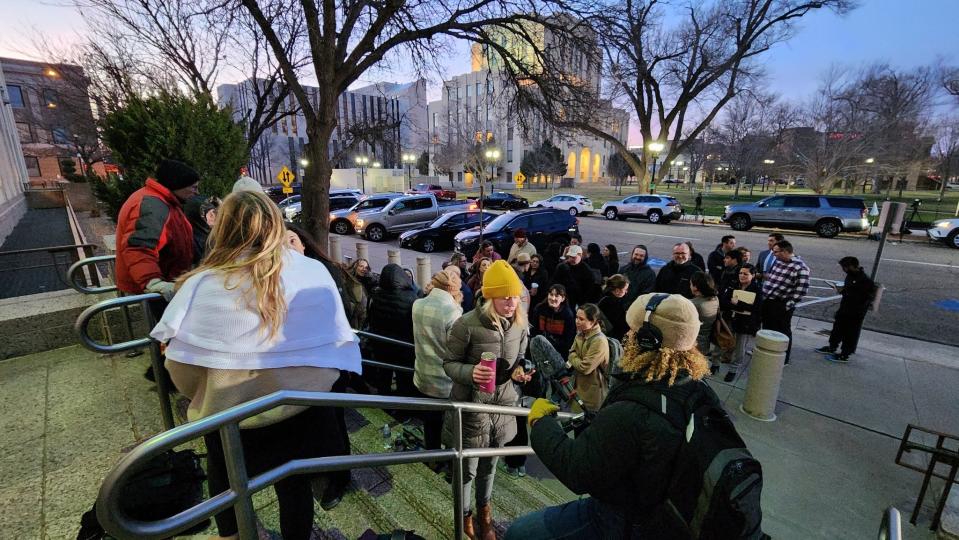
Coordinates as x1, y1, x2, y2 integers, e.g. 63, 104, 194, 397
320, 485, 347, 511
710, 364, 720, 376
815, 346, 836, 355
825, 353, 849, 363
517, 466, 527, 477
723, 371, 737, 383
506, 466, 520, 477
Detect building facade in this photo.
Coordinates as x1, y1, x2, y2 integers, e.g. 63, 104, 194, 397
0, 57, 96, 185
426, 27, 629, 188
0, 67, 28, 244
217, 79, 428, 185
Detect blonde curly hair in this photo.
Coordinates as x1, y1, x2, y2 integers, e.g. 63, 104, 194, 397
619, 329, 710, 386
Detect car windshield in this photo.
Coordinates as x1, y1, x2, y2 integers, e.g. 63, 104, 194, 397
428, 213, 455, 228
414, 183, 430, 191
353, 198, 392, 211
483, 212, 517, 232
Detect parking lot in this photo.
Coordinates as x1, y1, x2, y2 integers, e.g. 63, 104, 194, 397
334, 210, 959, 346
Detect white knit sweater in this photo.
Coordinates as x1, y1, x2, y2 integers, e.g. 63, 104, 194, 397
151, 250, 362, 427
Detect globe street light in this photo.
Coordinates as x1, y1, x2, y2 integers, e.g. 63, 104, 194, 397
402, 153, 417, 190
646, 141, 664, 193
484, 148, 501, 189
354, 156, 369, 193
298, 158, 309, 182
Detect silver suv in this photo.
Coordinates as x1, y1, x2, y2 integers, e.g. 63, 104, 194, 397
600, 195, 682, 224
722, 195, 868, 238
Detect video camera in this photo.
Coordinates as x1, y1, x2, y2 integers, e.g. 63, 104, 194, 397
527, 351, 594, 432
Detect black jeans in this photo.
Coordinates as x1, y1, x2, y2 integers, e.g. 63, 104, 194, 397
410, 387, 445, 451
204, 406, 346, 539
829, 309, 867, 356
761, 299, 794, 363
504, 417, 528, 468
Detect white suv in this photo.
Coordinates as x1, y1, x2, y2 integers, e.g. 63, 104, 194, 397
600, 195, 682, 224
531, 194, 595, 215
928, 218, 959, 249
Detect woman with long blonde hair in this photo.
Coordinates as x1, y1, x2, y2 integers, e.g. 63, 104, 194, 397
151, 190, 361, 540
443, 260, 533, 539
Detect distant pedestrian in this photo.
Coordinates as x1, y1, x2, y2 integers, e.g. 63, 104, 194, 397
693, 192, 704, 220
523, 254, 550, 307
473, 240, 502, 263
618, 244, 656, 308
815, 257, 875, 362
761, 240, 810, 365
756, 233, 785, 281
585, 242, 608, 279
655, 243, 699, 299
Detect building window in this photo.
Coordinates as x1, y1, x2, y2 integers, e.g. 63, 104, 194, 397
53, 128, 70, 144
42, 88, 59, 109
24, 156, 41, 177
6, 85, 24, 108
507, 149, 513, 162
16, 122, 31, 142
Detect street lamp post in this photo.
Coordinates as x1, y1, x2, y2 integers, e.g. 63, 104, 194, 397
864, 158, 875, 194
672, 160, 684, 189
402, 153, 416, 190
484, 148, 500, 190
354, 156, 369, 193
646, 141, 664, 194
759, 159, 775, 195
299, 158, 309, 182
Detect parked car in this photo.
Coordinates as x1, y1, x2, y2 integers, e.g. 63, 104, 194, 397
531, 193, 595, 216
399, 211, 496, 253
284, 193, 359, 221
480, 191, 529, 210
928, 218, 959, 248
278, 195, 301, 211
266, 183, 301, 202
330, 193, 404, 235
408, 183, 457, 200
722, 195, 868, 238
454, 208, 578, 260
355, 194, 478, 241
599, 195, 682, 224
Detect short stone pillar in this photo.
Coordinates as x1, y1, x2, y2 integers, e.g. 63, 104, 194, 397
388, 249, 401, 266
740, 329, 789, 422
416, 257, 431, 289
356, 242, 369, 263
328, 235, 342, 263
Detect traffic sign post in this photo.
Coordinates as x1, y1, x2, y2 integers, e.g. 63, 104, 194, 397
277, 167, 295, 194
515, 172, 526, 190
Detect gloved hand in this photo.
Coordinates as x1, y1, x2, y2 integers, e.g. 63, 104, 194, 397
146, 278, 176, 301
528, 398, 560, 427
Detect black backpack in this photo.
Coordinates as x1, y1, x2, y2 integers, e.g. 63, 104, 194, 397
77, 449, 209, 539
608, 378, 766, 540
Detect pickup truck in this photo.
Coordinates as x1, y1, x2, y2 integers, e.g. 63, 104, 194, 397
354, 193, 478, 241
408, 183, 456, 200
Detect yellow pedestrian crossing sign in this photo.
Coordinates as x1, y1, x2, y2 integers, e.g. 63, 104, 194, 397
277, 166, 295, 186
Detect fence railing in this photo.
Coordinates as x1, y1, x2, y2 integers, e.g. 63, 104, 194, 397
96, 391, 573, 540
66, 254, 118, 294
878, 506, 902, 540
0, 243, 98, 296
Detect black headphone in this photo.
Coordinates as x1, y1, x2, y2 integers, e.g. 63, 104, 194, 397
634, 294, 669, 352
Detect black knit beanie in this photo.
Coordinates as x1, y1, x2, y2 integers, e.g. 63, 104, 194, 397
155, 159, 200, 190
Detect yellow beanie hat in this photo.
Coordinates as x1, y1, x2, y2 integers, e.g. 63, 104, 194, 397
482, 260, 523, 299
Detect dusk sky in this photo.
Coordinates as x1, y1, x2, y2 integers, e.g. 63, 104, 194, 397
1, 0, 956, 142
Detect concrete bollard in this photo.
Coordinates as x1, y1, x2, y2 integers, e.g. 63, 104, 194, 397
388, 249, 401, 266
740, 329, 789, 422
329, 235, 342, 263
356, 242, 369, 263
416, 257, 431, 289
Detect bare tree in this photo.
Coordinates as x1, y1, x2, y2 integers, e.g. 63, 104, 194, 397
712, 92, 779, 197
490, 0, 853, 193
931, 118, 959, 201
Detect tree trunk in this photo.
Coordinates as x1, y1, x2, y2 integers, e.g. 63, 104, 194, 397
302, 118, 336, 249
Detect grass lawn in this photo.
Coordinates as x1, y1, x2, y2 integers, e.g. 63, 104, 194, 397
456, 182, 959, 222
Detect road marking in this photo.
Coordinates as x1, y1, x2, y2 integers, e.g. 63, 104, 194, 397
624, 231, 703, 241
882, 258, 956, 268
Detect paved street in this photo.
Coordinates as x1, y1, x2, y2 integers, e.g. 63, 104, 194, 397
333, 213, 959, 346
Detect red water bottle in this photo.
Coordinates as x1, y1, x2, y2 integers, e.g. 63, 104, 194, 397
478, 352, 497, 394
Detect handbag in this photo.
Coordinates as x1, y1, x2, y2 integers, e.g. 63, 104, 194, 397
711, 316, 736, 353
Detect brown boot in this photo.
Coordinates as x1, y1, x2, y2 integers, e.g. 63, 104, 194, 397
477, 503, 496, 540
463, 511, 477, 540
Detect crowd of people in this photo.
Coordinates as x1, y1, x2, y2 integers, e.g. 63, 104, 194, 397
111, 158, 872, 539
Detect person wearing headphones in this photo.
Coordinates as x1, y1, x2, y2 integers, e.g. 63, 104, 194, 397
505, 293, 716, 539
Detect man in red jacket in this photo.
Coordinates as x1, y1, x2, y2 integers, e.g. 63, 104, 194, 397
116, 159, 198, 298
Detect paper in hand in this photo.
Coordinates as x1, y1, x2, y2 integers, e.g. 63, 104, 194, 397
733, 289, 756, 305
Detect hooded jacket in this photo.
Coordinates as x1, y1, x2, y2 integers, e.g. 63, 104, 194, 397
654, 261, 699, 299
553, 260, 600, 307
442, 307, 528, 449
530, 368, 717, 528
619, 259, 656, 307
368, 264, 418, 365
115, 179, 193, 293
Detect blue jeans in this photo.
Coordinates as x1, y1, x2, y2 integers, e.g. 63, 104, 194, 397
504, 497, 643, 539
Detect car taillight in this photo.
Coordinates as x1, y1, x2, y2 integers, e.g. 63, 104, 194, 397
667, 201, 679, 206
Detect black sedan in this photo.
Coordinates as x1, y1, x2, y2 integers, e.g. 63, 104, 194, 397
481, 191, 529, 210
399, 211, 496, 253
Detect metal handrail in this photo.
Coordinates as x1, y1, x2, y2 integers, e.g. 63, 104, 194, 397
0, 242, 97, 256
67, 255, 118, 294
97, 390, 574, 540
878, 506, 902, 540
